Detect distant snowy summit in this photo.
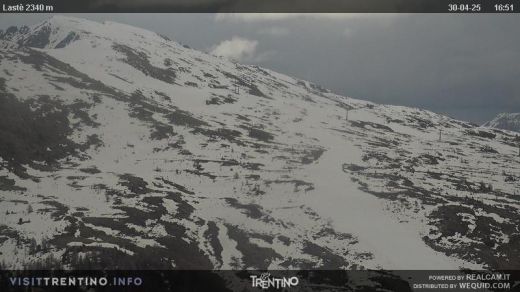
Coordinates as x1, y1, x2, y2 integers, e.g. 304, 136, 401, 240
483, 113, 520, 133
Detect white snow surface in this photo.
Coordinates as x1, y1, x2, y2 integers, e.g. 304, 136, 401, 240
0, 16, 519, 271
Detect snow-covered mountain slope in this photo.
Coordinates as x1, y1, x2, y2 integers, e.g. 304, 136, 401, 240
483, 113, 520, 133
1, 16, 519, 271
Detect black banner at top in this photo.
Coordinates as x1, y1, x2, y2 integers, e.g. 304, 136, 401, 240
0, 0, 519, 13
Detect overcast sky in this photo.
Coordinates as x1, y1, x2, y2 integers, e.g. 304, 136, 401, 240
1, 14, 518, 124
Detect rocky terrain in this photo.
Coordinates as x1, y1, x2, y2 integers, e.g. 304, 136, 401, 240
0, 16, 519, 274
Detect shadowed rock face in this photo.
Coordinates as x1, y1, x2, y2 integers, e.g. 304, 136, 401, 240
0, 91, 76, 176
0, 47, 120, 177
113, 43, 177, 84
0, 26, 29, 42
55, 32, 80, 49
23, 25, 51, 48
0, 25, 51, 49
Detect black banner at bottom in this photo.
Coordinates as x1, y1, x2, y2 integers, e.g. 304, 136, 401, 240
0, 270, 519, 291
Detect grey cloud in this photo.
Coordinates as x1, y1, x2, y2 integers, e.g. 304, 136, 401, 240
214, 13, 374, 22
257, 27, 290, 37
210, 36, 259, 61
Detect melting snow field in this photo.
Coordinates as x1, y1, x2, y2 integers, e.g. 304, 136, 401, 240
0, 16, 519, 273
305, 132, 462, 269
